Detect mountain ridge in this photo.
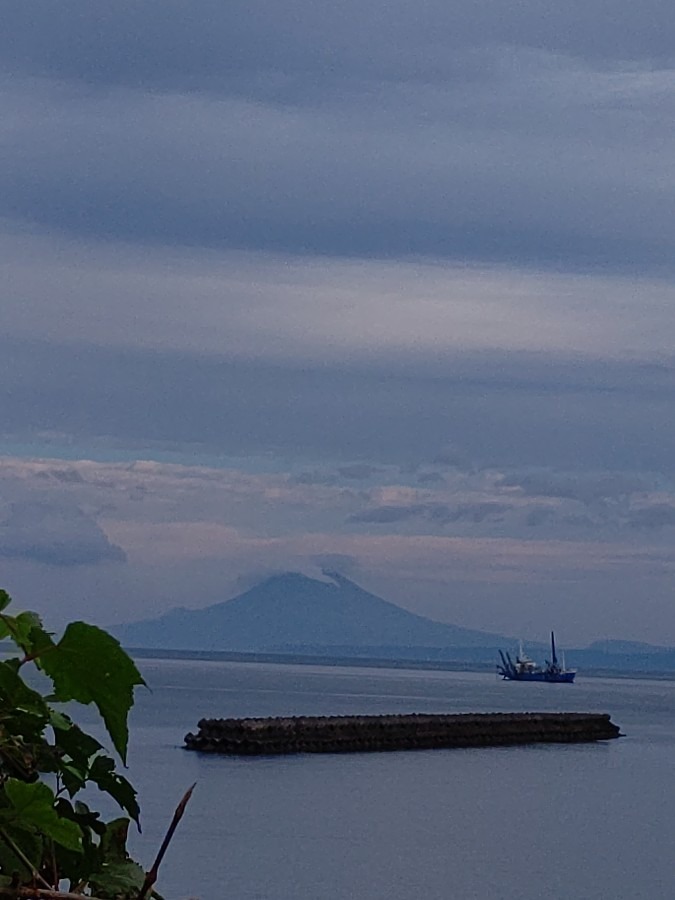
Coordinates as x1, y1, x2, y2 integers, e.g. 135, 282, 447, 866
111, 570, 509, 652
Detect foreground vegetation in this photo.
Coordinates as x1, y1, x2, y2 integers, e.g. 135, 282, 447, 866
0, 589, 180, 899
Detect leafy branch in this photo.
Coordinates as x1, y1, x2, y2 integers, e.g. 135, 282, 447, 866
0, 589, 189, 899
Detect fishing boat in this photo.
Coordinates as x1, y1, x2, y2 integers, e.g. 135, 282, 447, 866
498, 632, 576, 683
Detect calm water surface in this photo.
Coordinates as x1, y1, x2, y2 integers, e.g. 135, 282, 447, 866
113, 660, 675, 899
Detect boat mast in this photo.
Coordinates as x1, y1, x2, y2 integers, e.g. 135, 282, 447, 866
551, 631, 558, 666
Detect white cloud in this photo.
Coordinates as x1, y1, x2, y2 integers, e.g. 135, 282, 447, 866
3, 226, 675, 366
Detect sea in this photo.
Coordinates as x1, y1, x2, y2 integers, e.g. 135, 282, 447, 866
101, 658, 675, 900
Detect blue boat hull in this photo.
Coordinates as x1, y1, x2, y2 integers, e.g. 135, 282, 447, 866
498, 633, 576, 683
502, 671, 575, 683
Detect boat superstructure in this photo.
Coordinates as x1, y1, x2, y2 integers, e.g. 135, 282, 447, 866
498, 632, 576, 683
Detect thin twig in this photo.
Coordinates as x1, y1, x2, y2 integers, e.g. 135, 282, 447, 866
49, 838, 58, 890
137, 783, 196, 900
0, 827, 52, 890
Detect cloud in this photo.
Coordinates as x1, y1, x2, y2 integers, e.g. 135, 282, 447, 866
289, 471, 338, 486
0, 500, 126, 567
1, 2, 675, 645
337, 464, 381, 480
416, 472, 446, 485
1, 455, 675, 642
47, 469, 86, 484
4, 228, 675, 366
310, 553, 361, 577
350, 504, 428, 524
4, 319, 675, 491
431, 502, 514, 524
501, 471, 653, 504
431, 446, 473, 470
349, 500, 514, 526
3, 1, 674, 92
4, 223, 675, 478
628, 504, 675, 530
525, 507, 558, 527
2, 50, 675, 274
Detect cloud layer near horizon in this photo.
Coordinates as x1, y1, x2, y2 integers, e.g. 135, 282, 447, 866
2, 456, 675, 645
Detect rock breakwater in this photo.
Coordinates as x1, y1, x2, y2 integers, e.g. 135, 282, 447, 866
184, 712, 621, 755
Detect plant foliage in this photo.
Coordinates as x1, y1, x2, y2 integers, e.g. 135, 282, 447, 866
0, 589, 151, 898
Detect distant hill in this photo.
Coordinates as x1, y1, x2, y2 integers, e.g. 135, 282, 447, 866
586, 639, 671, 656
566, 643, 675, 674
111, 570, 509, 653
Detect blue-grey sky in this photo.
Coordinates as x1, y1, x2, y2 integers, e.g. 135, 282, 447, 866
2, 0, 675, 644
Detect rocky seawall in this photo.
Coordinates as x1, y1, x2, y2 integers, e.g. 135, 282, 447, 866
184, 712, 621, 755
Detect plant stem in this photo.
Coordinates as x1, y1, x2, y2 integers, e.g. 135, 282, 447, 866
0, 827, 52, 890
137, 783, 196, 900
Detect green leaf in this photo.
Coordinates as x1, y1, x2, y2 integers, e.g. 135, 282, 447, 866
39, 622, 145, 763
90, 757, 140, 826
0, 594, 17, 642
75, 804, 105, 837
0, 664, 51, 779
89, 859, 146, 898
52, 719, 139, 823
53, 800, 103, 890
59, 763, 87, 796
90, 821, 146, 898
3, 779, 82, 852
48, 710, 71, 731
52, 715, 102, 758
14, 613, 48, 651
56, 798, 106, 839
99, 817, 131, 863
0, 613, 52, 656
0, 661, 49, 719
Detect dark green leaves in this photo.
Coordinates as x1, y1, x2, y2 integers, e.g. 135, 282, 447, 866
89, 859, 146, 898
51, 714, 103, 796
0, 611, 50, 655
39, 621, 146, 763
0, 820, 43, 880
0, 592, 152, 894
2, 780, 82, 852
89, 756, 140, 827
0, 660, 49, 718
0, 661, 50, 782
0, 606, 145, 764
88, 818, 145, 899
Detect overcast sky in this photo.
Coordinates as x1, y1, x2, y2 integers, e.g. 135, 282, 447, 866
2, 0, 675, 645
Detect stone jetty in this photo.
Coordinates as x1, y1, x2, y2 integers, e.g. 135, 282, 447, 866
184, 712, 621, 755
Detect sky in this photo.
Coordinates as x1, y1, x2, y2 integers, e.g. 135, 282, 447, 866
2, 0, 675, 645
